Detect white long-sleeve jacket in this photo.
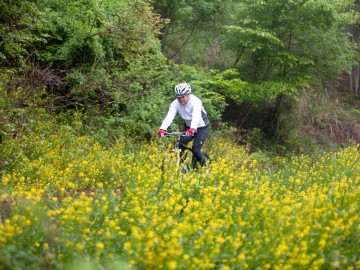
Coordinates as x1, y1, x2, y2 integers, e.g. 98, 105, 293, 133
160, 95, 210, 131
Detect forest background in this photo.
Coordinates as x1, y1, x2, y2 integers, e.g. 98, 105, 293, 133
1, 0, 360, 155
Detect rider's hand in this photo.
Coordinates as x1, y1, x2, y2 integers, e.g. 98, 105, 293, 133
185, 128, 195, 136
158, 129, 166, 137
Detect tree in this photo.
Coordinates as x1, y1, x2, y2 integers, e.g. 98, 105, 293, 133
220, 0, 357, 137
0, 0, 42, 68
152, 0, 231, 66
349, 0, 360, 96
222, 0, 356, 81
1, 0, 169, 108
0, 0, 173, 138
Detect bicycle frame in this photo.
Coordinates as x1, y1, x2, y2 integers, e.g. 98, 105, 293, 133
164, 132, 192, 151
161, 132, 210, 173
161, 132, 190, 168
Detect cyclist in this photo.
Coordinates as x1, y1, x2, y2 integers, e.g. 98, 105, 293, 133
158, 83, 210, 166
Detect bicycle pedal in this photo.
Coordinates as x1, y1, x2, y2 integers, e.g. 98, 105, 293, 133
181, 165, 189, 174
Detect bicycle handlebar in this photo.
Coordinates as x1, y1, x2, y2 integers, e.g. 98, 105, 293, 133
159, 132, 195, 140
160, 131, 194, 152
163, 132, 185, 137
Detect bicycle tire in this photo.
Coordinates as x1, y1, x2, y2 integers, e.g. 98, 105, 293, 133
191, 152, 211, 172
161, 150, 180, 172
202, 153, 212, 173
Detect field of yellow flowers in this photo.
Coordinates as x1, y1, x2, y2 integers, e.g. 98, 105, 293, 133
1, 111, 360, 269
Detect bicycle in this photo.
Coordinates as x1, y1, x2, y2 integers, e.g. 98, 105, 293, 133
160, 132, 211, 174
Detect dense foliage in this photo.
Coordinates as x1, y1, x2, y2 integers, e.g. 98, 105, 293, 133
153, 0, 359, 141
0, 0, 172, 138
0, 0, 359, 145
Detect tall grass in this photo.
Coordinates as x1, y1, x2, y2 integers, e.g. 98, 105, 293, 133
0, 111, 359, 269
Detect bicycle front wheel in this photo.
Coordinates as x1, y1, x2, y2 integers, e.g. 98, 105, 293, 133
161, 150, 180, 172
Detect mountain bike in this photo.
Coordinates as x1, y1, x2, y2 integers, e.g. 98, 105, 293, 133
160, 132, 211, 174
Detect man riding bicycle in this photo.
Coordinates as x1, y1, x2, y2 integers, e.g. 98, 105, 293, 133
158, 83, 210, 166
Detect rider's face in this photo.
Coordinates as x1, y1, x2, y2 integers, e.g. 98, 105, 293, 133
177, 94, 190, 105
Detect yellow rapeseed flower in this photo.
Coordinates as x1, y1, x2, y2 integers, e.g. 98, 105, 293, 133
96, 242, 105, 250
167, 261, 177, 270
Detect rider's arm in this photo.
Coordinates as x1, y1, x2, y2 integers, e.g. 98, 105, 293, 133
190, 98, 203, 130
160, 100, 178, 130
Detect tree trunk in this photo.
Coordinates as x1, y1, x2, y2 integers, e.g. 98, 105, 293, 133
355, 66, 360, 97
272, 94, 283, 139
350, 66, 360, 96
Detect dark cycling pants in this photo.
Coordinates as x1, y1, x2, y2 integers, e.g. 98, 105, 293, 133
179, 125, 209, 166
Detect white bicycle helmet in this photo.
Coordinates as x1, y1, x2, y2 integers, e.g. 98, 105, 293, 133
174, 83, 191, 97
